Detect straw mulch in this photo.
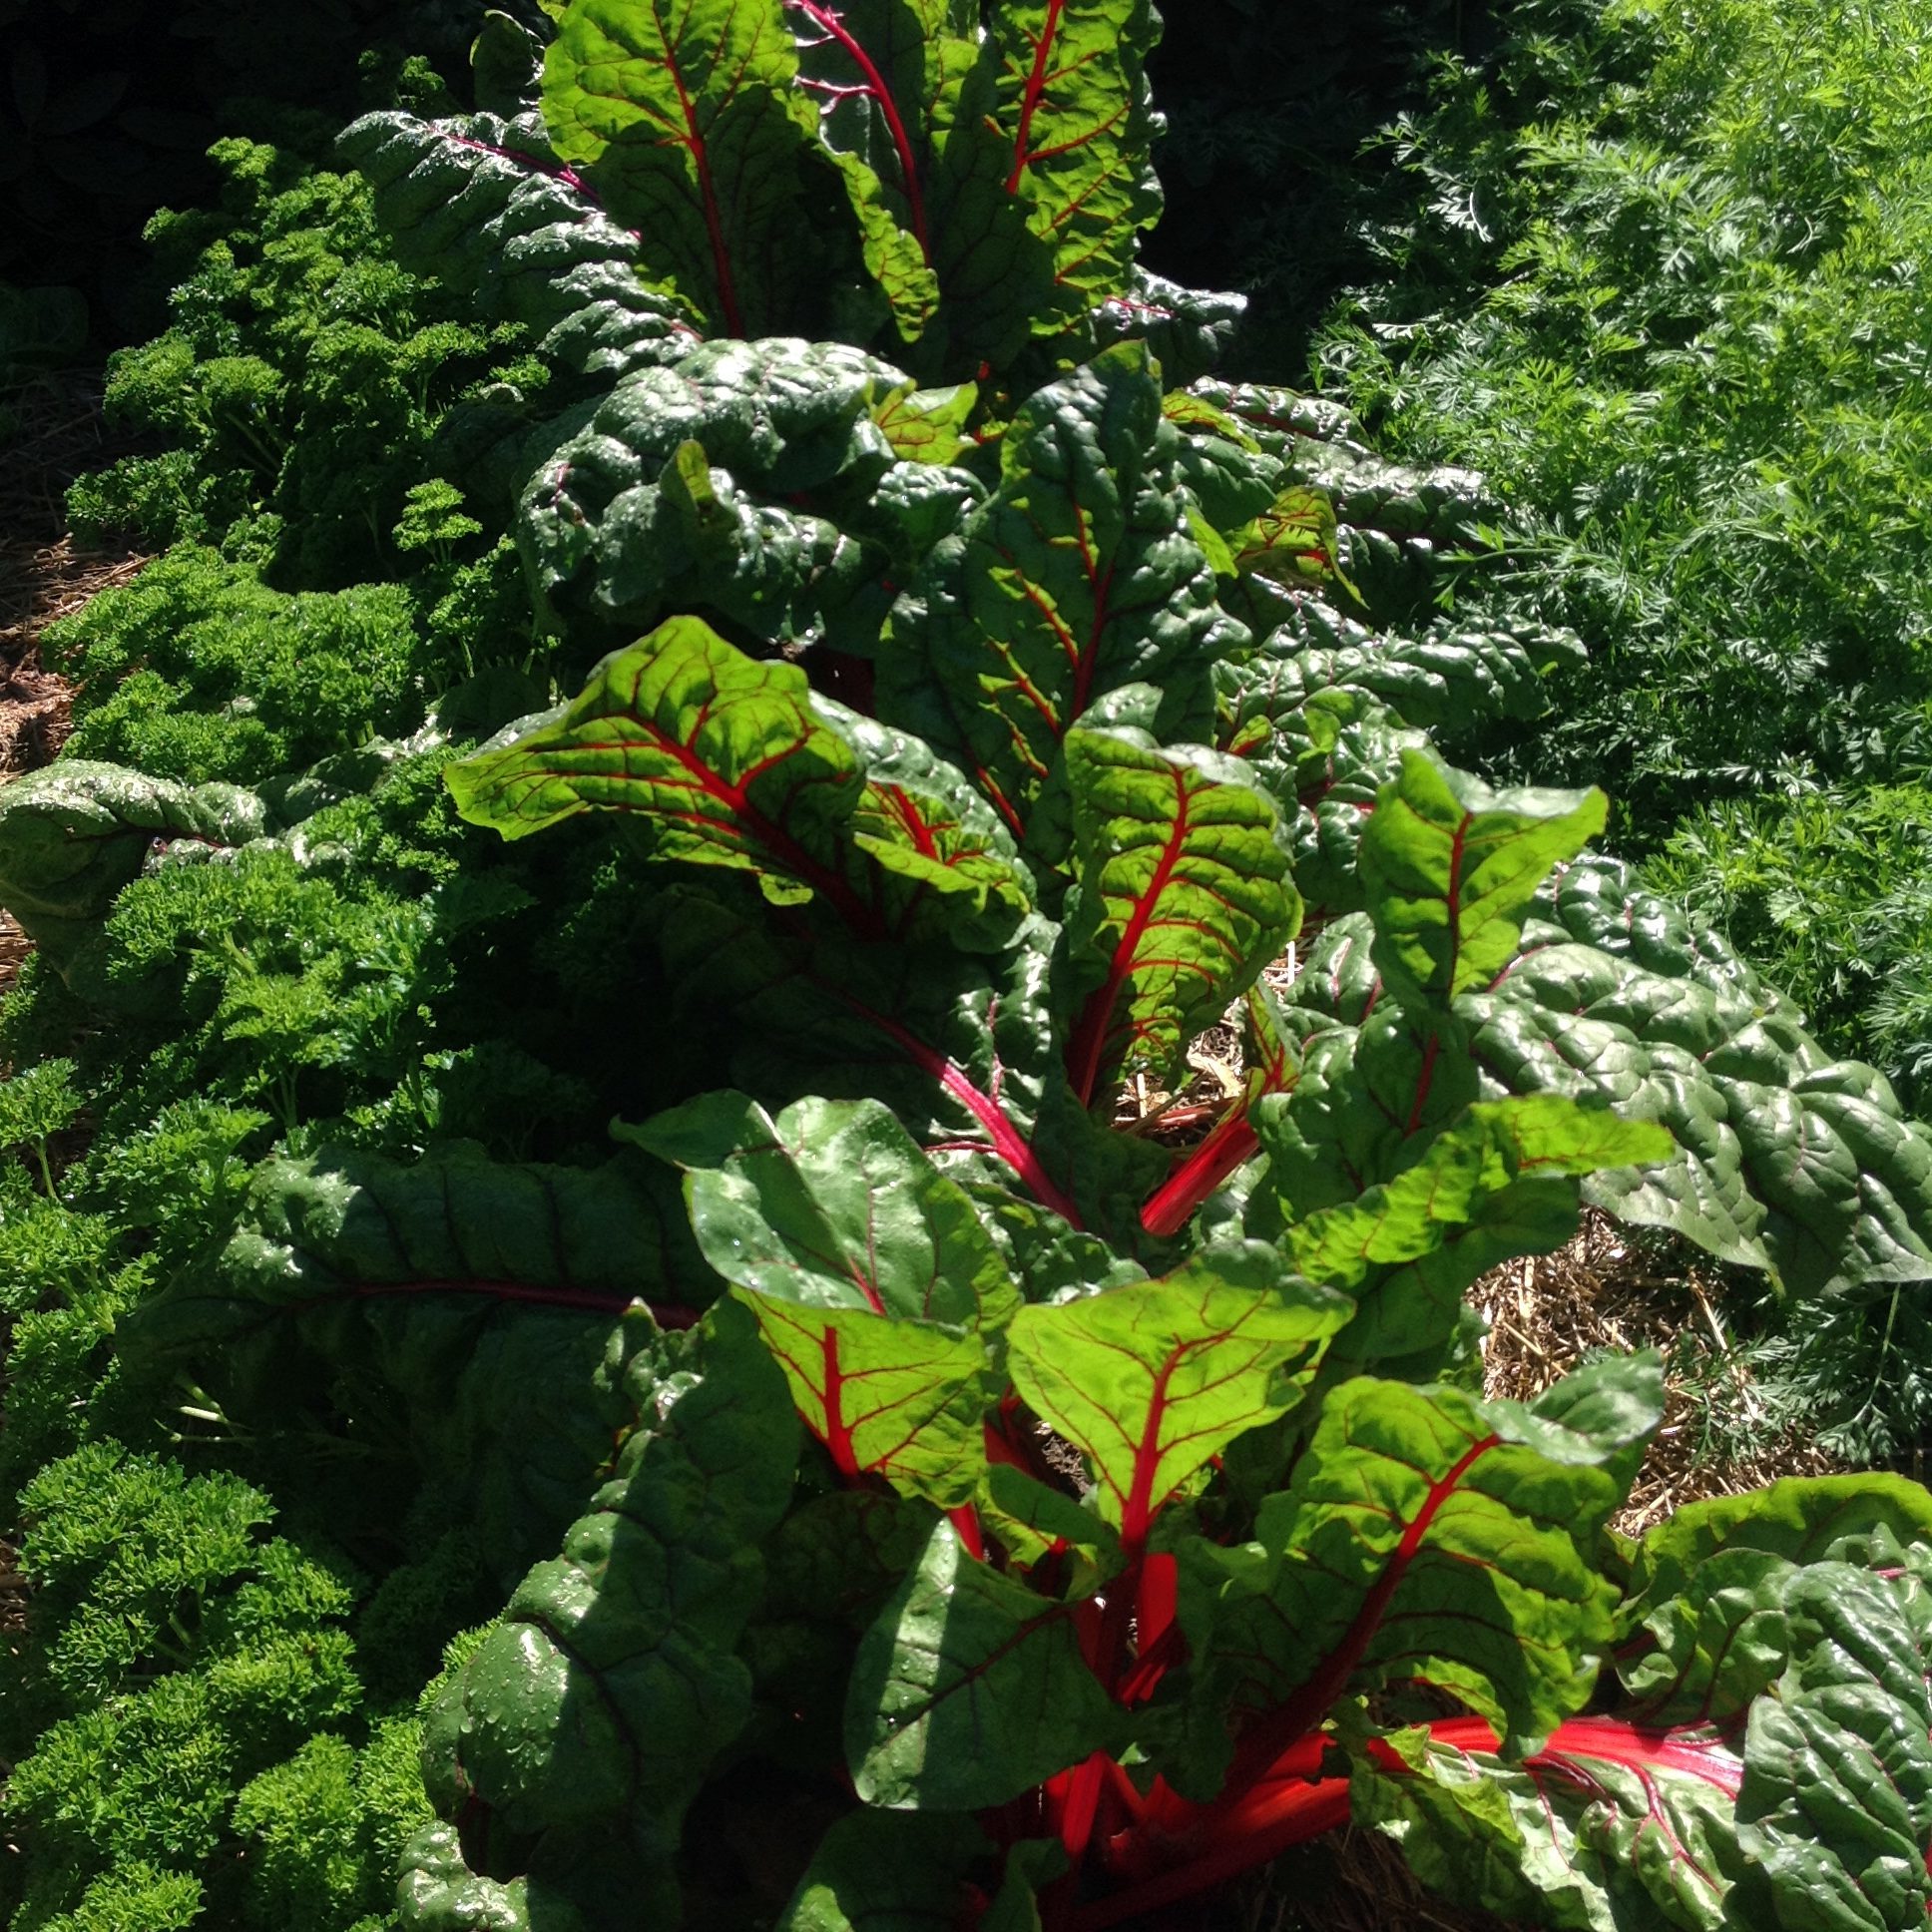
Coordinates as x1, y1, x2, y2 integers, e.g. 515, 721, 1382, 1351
1472, 1208, 1843, 1535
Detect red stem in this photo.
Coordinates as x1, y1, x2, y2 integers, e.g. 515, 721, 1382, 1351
1140, 1114, 1260, 1238
839, 997, 1085, 1227
1005, 0, 1067, 193
1069, 1711, 1743, 1929
949, 1503, 987, 1561
785, 0, 931, 257
1069, 1771, 1351, 1930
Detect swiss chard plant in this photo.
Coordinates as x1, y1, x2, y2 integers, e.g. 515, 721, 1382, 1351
7, 2, 1932, 1928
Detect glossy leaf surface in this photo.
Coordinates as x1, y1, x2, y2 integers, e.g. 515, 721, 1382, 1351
1359, 746, 1608, 1007
1062, 723, 1297, 1102
410, 1301, 799, 1925
1007, 1244, 1348, 1546
542, 0, 823, 336
879, 343, 1240, 845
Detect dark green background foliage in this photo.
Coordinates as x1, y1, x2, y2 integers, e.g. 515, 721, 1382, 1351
1288, 0, 1932, 1103
0, 0, 552, 343
0, 119, 678, 1928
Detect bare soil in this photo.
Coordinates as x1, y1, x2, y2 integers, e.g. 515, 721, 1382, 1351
0, 367, 152, 1645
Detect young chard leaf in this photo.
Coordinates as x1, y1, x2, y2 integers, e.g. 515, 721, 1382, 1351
870, 378, 978, 465
542, 0, 824, 336
1359, 746, 1607, 1008
879, 343, 1242, 847
630, 1091, 1014, 1502
451, 618, 1040, 950
1061, 723, 1299, 1107
986, 0, 1164, 309
446, 616, 873, 914
828, 699, 1039, 949
786, 0, 967, 341
1233, 486, 1351, 595
1007, 1243, 1348, 1550
741, 1296, 993, 1505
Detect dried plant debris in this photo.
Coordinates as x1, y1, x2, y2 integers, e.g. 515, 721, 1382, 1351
1471, 1210, 1843, 1537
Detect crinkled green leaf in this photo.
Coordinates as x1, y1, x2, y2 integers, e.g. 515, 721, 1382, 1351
399, 1824, 544, 1932
0, 760, 267, 955
1183, 1357, 1661, 1764
1220, 597, 1583, 756
1618, 1546, 1796, 1729
338, 110, 699, 376
986, 0, 1163, 309
1628, 1473, 1932, 1622
1223, 678, 1425, 914
1285, 1095, 1673, 1362
1734, 1560, 1932, 1930
846, 1516, 1122, 1809
1359, 746, 1608, 1008
1355, 1714, 1741, 1932
416, 1299, 798, 1926
628, 1091, 1018, 1326
1061, 723, 1298, 1104
541, 0, 825, 337
515, 336, 907, 638
1465, 942, 1932, 1296
879, 342, 1243, 848
1165, 402, 1281, 544
1277, 863, 1932, 1298
1252, 996, 1482, 1225
122, 1144, 700, 1580
1007, 1242, 1348, 1544
1094, 269, 1246, 385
